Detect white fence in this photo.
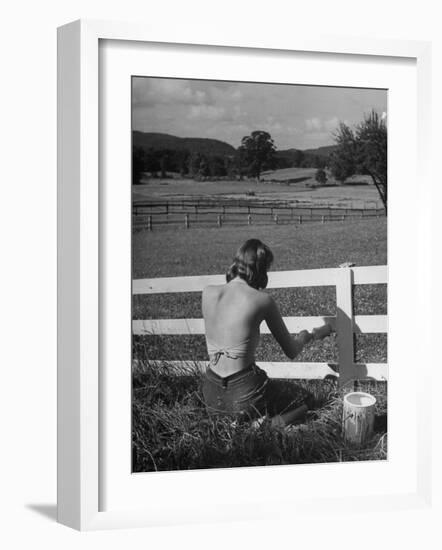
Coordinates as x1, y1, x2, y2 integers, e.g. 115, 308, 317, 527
132, 265, 388, 386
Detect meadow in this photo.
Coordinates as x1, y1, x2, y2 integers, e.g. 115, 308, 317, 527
132, 217, 388, 471
133, 167, 381, 209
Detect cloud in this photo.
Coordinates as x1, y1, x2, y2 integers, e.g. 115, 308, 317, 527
324, 116, 340, 132
132, 77, 387, 149
305, 116, 340, 133
187, 105, 226, 120
305, 117, 322, 132
132, 78, 211, 108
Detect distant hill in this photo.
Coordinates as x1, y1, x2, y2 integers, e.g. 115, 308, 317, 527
134, 131, 337, 160
302, 145, 337, 157
133, 131, 236, 157
277, 145, 337, 159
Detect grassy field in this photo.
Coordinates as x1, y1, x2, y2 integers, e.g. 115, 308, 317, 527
133, 167, 381, 209
132, 364, 387, 472
132, 217, 388, 471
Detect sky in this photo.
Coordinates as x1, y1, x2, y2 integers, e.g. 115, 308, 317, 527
132, 77, 387, 150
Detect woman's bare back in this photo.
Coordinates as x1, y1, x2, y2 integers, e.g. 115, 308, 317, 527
203, 276, 317, 378
202, 278, 268, 376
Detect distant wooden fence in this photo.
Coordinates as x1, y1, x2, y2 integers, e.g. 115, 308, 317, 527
132, 265, 388, 386
133, 200, 385, 230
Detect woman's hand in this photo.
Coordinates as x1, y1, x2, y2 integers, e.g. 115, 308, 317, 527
298, 329, 313, 345
311, 324, 333, 340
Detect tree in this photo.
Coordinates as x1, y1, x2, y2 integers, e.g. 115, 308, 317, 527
187, 152, 202, 178
179, 153, 189, 177
160, 155, 167, 178
313, 155, 327, 169
330, 111, 387, 212
208, 155, 227, 178
238, 130, 276, 181
197, 155, 209, 180
132, 147, 146, 185
329, 122, 357, 183
144, 147, 160, 176
315, 168, 327, 185
355, 111, 387, 211
292, 149, 304, 168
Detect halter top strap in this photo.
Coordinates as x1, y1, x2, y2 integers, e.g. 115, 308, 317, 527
206, 338, 252, 365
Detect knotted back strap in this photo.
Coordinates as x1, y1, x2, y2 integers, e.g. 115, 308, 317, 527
206, 339, 252, 366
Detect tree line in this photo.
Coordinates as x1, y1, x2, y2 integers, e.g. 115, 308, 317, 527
132, 130, 328, 184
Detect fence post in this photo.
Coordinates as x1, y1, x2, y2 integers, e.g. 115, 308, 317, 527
274, 214, 279, 224
185, 214, 189, 229
248, 214, 252, 225
147, 215, 152, 231
336, 267, 355, 387
299, 215, 302, 225
321, 215, 325, 224
217, 214, 222, 228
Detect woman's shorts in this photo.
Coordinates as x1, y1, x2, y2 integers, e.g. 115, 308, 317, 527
201, 363, 309, 419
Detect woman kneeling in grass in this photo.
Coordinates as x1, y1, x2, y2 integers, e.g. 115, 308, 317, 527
202, 238, 332, 427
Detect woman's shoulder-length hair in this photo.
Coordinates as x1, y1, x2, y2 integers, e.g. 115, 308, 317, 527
226, 238, 274, 290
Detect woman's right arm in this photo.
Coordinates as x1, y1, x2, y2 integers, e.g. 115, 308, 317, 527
263, 295, 312, 359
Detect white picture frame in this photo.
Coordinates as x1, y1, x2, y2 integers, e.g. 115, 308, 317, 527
57, 19, 432, 531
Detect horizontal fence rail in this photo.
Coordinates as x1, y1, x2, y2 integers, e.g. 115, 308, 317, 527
132, 265, 388, 385
137, 360, 387, 382
133, 265, 387, 294
132, 315, 387, 335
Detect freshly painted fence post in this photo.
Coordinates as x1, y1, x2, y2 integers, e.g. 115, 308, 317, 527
336, 267, 355, 387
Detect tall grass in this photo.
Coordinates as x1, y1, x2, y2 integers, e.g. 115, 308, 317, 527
132, 358, 387, 472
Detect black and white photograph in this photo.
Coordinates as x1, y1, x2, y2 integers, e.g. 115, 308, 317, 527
131, 76, 388, 472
